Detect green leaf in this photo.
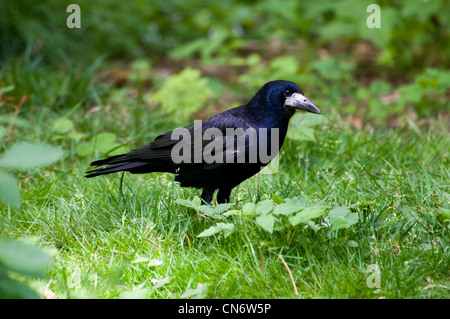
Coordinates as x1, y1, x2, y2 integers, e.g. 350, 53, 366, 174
196, 205, 213, 214
197, 225, 221, 237
328, 207, 359, 231
271, 194, 285, 204
0, 143, 63, 171
75, 143, 94, 156
216, 223, 235, 238
223, 210, 240, 217
286, 112, 328, 141
91, 133, 124, 154
152, 276, 170, 289
197, 223, 235, 238
0, 172, 20, 209
242, 203, 256, 215
213, 203, 234, 214
255, 214, 275, 233
305, 221, 322, 232
52, 117, 74, 134
286, 126, 316, 141
131, 256, 151, 263
192, 196, 202, 207
131, 257, 162, 267
0, 239, 51, 278
67, 131, 86, 142
288, 206, 325, 226
273, 202, 303, 216
175, 198, 200, 210
0, 85, 15, 94
290, 112, 328, 127
0, 275, 40, 299
285, 197, 310, 208
347, 240, 359, 247
437, 207, 450, 220
197, 205, 225, 220
0, 125, 6, 140
92, 132, 116, 146
181, 283, 207, 299
152, 68, 214, 119
255, 200, 274, 215
118, 288, 148, 299
148, 259, 163, 267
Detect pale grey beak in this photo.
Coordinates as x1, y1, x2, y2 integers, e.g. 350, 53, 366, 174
284, 93, 321, 114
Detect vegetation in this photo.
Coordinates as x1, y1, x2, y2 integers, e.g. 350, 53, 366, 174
0, 0, 448, 299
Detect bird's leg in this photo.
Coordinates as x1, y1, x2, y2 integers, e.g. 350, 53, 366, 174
217, 187, 232, 204
200, 188, 215, 205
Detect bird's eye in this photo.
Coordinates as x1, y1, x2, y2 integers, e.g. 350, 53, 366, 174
282, 89, 291, 97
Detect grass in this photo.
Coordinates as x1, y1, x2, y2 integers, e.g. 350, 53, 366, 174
1, 0, 448, 300
1, 88, 448, 298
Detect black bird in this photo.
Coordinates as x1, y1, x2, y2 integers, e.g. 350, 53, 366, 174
86, 80, 321, 204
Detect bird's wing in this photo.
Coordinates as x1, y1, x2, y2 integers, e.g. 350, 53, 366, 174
199, 112, 257, 170
92, 108, 255, 167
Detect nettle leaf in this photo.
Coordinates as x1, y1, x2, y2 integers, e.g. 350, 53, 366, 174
91, 133, 126, 155
152, 68, 214, 119
118, 288, 148, 299
288, 206, 325, 226
286, 126, 316, 141
181, 283, 207, 299
197, 205, 225, 220
175, 198, 200, 210
437, 207, 450, 221
0, 142, 63, 171
287, 113, 328, 141
290, 111, 328, 127
217, 223, 235, 237
213, 203, 234, 214
0, 274, 40, 299
197, 205, 214, 214
197, 225, 221, 237
255, 200, 274, 215
223, 210, 240, 217
192, 196, 202, 207
67, 131, 85, 142
52, 117, 74, 134
197, 223, 235, 238
242, 202, 256, 215
0, 239, 51, 278
92, 132, 116, 146
148, 259, 163, 267
273, 202, 303, 216
0, 172, 20, 209
328, 207, 359, 231
305, 220, 322, 232
131, 256, 151, 263
75, 143, 94, 156
285, 197, 310, 208
255, 214, 275, 233
347, 240, 359, 247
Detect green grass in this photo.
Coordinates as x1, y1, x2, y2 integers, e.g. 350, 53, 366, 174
1, 0, 449, 300
1, 96, 448, 298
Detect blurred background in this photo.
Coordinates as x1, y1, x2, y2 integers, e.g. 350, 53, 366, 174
1, 0, 448, 132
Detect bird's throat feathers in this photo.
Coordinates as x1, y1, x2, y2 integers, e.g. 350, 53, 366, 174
246, 91, 294, 128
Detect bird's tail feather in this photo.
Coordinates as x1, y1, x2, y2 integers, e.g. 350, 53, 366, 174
90, 154, 125, 167
85, 161, 149, 178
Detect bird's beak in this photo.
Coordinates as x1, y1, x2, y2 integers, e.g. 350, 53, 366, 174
285, 93, 321, 114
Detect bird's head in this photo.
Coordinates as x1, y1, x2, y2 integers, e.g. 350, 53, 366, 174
252, 80, 321, 115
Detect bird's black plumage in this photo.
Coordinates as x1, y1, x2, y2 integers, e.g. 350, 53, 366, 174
86, 80, 321, 204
